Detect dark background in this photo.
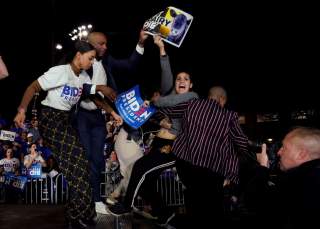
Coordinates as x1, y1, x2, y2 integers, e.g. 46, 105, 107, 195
0, 1, 317, 122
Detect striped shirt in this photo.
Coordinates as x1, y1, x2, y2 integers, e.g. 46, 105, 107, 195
161, 99, 248, 184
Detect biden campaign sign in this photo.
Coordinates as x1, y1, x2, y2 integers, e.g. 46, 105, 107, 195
115, 85, 156, 129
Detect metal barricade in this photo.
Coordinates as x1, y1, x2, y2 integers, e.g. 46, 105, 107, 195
22, 167, 184, 207
101, 167, 185, 207
52, 173, 69, 204
24, 173, 68, 204
156, 167, 185, 206
0, 176, 5, 203
100, 166, 122, 199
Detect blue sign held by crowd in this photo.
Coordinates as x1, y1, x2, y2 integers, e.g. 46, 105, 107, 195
115, 85, 156, 129
21, 163, 42, 178
4, 173, 28, 191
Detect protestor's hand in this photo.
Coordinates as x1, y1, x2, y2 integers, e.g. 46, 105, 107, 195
14, 110, 26, 128
143, 100, 150, 107
256, 143, 269, 168
153, 35, 166, 56
160, 118, 172, 129
99, 86, 117, 102
138, 30, 149, 47
151, 91, 160, 103
153, 35, 164, 49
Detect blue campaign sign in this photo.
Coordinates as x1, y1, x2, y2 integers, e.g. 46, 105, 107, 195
115, 85, 156, 129
21, 163, 42, 178
4, 174, 28, 191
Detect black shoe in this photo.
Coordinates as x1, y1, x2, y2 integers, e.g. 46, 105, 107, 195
107, 203, 131, 216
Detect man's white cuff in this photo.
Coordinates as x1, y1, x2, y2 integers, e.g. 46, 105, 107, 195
90, 85, 96, 94
136, 44, 144, 55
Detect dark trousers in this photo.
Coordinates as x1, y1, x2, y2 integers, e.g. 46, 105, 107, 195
175, 159, 224, 228
77, 108, 106, 202
123, 143, 176, 217
40, 107, 95, 221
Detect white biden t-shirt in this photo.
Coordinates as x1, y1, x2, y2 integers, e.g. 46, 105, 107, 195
38, 64, 91, 111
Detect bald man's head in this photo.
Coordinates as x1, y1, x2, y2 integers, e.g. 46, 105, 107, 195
208, 86, 227, 107
88, 32, 107, 57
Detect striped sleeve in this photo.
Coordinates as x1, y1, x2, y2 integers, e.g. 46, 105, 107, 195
159, 101, 190, 119
230, 112, 248, 154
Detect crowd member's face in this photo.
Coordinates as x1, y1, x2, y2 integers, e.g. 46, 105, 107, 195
91, 34, 107, 57
37, 138, 43, 145
79, 50, 96, 70
31, 120, 38, 127
6, 148, 13, 159
277, 134, 302, 171
30, 143, 38, 153
175, 72, 192, 94
21, 132, 28, 140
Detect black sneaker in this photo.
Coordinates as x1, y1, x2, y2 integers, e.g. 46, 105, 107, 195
107, 203, 131, 216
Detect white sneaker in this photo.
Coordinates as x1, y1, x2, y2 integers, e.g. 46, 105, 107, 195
95, 201, 110, 215
106, 191, 120, 205
106, 196, 118, 205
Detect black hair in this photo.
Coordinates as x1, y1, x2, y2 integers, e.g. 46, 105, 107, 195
74, 40, 95, 54
175, 71, 193, 83
174, 64, 193, 82
58, 40, 95, 65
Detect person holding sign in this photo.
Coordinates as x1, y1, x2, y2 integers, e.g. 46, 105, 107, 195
0, 146, 20, 175
13, 41, 119, 229
107, 35, 198, 226
23, 143, 46, 169
0, 146, 23, 203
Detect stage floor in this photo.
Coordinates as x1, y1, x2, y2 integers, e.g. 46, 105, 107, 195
0, 204, 165, 229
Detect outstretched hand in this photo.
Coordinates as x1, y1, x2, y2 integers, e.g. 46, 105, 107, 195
153, 35, 166, 56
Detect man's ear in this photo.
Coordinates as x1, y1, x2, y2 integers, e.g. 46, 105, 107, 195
190, 83, 193, 89
297, 148, 309, 161
219, 96, 227, 108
